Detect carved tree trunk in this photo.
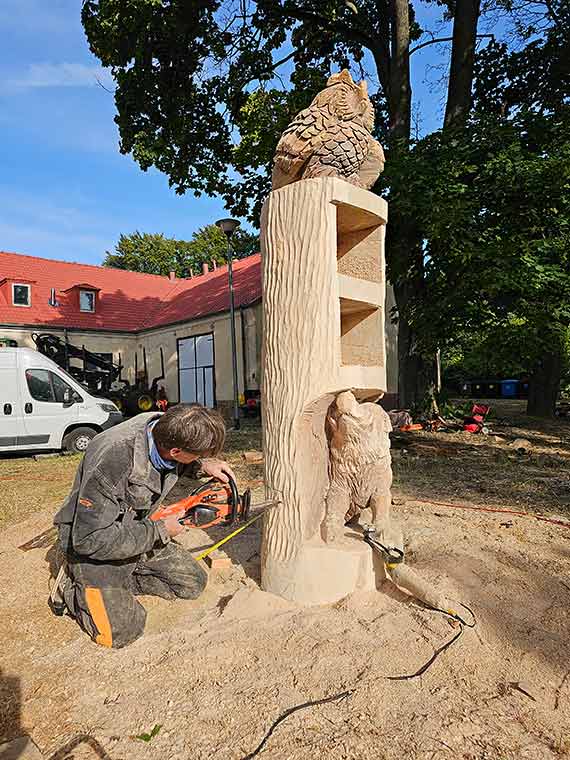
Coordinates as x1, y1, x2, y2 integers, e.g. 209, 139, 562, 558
260, 177, 388, 602
260, 180, 338, 567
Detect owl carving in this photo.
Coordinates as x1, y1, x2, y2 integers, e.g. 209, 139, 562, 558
271, 69, 385, 191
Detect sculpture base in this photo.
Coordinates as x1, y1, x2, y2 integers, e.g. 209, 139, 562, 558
261, 529, 384, 605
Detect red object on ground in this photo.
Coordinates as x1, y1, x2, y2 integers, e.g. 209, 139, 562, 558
463, 403, 490, 433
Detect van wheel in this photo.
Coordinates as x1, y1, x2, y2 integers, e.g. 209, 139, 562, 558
63, 427, 97, 453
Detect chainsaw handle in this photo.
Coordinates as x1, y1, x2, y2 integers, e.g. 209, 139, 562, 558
149, 493, 200, 522
228, 475, 239, 523
150, 475, 240, 525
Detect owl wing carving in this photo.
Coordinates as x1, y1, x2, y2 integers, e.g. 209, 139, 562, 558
271, 104, 337, 190
271, 69, 385, 191
304, 121, 371, 184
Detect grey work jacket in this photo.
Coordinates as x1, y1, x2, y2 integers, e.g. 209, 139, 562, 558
54, 413, 180, 561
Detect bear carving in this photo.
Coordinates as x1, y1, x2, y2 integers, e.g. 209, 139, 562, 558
323, 390, 392, 544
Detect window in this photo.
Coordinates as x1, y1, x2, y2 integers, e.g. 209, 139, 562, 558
80, 290, 96, 312
178, 334, 215, 407
26, 369, 79, 403
12, 283, 30, 307
52, 372, 76, 402
26, 370, 53, 402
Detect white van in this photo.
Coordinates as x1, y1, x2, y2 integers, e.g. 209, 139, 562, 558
0, 347, 123, 454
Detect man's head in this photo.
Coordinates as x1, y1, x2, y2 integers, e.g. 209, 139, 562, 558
152, 404, 226, 464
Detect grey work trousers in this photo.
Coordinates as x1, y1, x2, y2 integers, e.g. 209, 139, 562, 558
62, 542, 208, 649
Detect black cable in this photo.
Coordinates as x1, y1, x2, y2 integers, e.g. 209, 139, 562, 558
240, 689, 354, 760
241, 602, 477, 756
422, 600, 477, 628
385, 624, 465, 681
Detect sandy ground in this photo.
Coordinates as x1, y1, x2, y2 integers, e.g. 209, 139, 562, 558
1, 407, 570, 759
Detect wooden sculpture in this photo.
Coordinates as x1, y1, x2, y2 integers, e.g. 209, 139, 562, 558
323, 391, 392, 544
261, 70, 389, 604
272, 69, 385, 191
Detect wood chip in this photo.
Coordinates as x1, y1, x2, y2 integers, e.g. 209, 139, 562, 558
242, 451, 264, 464
204, 551, 232, 570
509, 681, 537, 701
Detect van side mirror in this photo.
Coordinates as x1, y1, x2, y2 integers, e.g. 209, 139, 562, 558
63, 389, 75, 407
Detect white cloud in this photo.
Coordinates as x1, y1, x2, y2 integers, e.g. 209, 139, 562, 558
4, 63, 114, 93
0, 186, 115, 264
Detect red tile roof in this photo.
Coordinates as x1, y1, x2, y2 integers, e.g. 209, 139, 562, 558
0, 251, 262, 332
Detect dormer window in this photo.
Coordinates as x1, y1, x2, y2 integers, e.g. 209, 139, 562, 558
80, 289, 96, 313
13, 283, 31, 307
63, 283, 100, 312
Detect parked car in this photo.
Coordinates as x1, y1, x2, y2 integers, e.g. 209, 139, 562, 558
0, 347, 123, 455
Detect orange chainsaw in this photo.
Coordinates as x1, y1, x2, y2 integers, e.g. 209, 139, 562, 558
150, 476, 253, 530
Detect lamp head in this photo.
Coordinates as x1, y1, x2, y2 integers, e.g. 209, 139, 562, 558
215, 218, 241, 239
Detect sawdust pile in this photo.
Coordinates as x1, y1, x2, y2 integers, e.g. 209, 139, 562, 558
1, 488, 569, 759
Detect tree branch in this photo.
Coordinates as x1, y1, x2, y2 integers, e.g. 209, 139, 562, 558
283, 6, 378, 53
272, 49, 296, 70
409, 33, 494, 56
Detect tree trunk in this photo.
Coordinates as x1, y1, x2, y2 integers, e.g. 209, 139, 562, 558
384, 0, 436, 407
444, 0, 481, 128
396, 309, 431, 407
388, 0, 412, 140
527, 349, 561, 417
380, 0, 481, 407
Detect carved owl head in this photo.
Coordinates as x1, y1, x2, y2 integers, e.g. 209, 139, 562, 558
325, 70, 375, 132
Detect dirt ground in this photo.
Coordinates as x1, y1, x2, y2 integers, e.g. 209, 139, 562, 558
1, 402, 569, 759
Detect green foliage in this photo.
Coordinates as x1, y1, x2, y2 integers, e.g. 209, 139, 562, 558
385, 99, 570, 366
81, 0, 425, 220
103, 226, 259, 276
84, 0, 568, 409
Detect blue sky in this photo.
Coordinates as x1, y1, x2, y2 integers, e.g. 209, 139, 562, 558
0, 0, 229, 265
0, 1, 499, 266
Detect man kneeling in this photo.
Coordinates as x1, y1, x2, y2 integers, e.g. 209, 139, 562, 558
54, 404, 234, 648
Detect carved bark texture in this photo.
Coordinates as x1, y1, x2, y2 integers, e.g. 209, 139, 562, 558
260, 178, 388, 590
261, 180, 338, 565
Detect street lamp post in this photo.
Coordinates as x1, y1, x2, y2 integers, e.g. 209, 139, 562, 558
215, 217, 241, 430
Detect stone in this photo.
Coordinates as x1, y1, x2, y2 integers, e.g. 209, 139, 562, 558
272, 69, 385, 192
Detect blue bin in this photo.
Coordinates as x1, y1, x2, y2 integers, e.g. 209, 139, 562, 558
501, 379, 519, 398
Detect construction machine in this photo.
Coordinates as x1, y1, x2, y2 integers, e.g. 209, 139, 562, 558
32, 333, 166, 415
